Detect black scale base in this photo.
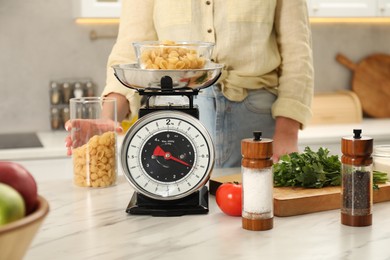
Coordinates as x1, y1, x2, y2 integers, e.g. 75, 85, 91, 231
126, 186, 209, 216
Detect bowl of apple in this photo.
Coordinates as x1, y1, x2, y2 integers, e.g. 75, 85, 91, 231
0, 162, 49, 260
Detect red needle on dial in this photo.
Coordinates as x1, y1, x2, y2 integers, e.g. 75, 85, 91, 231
153, 145, 191, 167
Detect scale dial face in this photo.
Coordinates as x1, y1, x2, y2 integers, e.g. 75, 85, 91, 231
121, 111, 214, 200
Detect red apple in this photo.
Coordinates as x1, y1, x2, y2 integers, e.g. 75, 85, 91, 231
0, 162, 38, 214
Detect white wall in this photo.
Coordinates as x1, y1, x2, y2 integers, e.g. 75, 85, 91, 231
311, 23, 390, 93
1, 0, 390, 133
0, 0, 117, 133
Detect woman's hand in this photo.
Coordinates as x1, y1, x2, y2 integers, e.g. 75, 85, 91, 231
272, 117, 300, 163
64, 119, 122, 156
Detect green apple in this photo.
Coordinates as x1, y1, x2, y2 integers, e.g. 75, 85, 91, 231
0, 183, 26, 226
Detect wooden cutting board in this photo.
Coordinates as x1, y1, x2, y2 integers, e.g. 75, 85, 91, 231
336, 53, 390, 118
310, 90, 362, 125
209, 173, 390, 217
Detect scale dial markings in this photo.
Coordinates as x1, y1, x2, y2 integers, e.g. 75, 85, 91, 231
121, 111, 214, 200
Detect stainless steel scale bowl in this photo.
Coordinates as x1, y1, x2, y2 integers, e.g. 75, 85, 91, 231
112, 62, 223, 91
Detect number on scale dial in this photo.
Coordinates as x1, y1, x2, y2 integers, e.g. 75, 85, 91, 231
121, 111, 214, 200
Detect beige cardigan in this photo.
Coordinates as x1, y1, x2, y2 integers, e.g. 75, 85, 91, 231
103, 0, 314, 128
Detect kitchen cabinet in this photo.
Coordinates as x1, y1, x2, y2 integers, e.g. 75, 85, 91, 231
71, 0, 389, 19
378, 0, 390, 16
308, 0, 377, 17
72, 0, 121, 18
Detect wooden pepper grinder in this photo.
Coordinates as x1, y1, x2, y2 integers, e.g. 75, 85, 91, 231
341, 129, 373, 227
241, 131, 273, 231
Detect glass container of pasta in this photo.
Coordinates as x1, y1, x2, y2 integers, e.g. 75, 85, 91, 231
69, 97, 118, 188
133, 40, 214, 70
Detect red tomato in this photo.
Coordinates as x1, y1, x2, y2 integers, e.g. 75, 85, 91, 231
215, 182, 242, 216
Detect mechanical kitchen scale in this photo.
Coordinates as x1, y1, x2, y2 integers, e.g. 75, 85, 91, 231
113, 59, 223, 216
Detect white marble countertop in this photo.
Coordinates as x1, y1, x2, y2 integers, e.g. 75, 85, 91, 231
0, 132, 125, 161
15, 158, 390, 260
1, 118, 389, 161
298, 118, 390, 144
0, 131, 69, 161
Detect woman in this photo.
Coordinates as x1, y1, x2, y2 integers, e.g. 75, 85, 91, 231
67, 0, 314, 168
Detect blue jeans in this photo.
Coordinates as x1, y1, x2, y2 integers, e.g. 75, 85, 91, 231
194, 85, 276, 168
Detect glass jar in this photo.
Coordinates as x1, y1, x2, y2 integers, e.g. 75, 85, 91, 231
373, 145, 390, 179
62, 82, 72, 104
69, 97, 118, 188
50, 81, 61, 105
50, 107, 61, 130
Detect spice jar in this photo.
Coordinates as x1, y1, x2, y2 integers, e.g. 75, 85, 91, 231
341, 129, 373, 227
61, 107, 70, 125
50, 81, 61, 105
50, 107, 61, 130
241, 131, 273, 231
62, 82, 72, 104
85, 81, 95, 97
373, 145, 390, 179
73, 82, 84, 98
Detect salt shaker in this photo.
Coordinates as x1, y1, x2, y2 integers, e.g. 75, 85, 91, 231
241, 131, 273, 231
341, 129, 373, 227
